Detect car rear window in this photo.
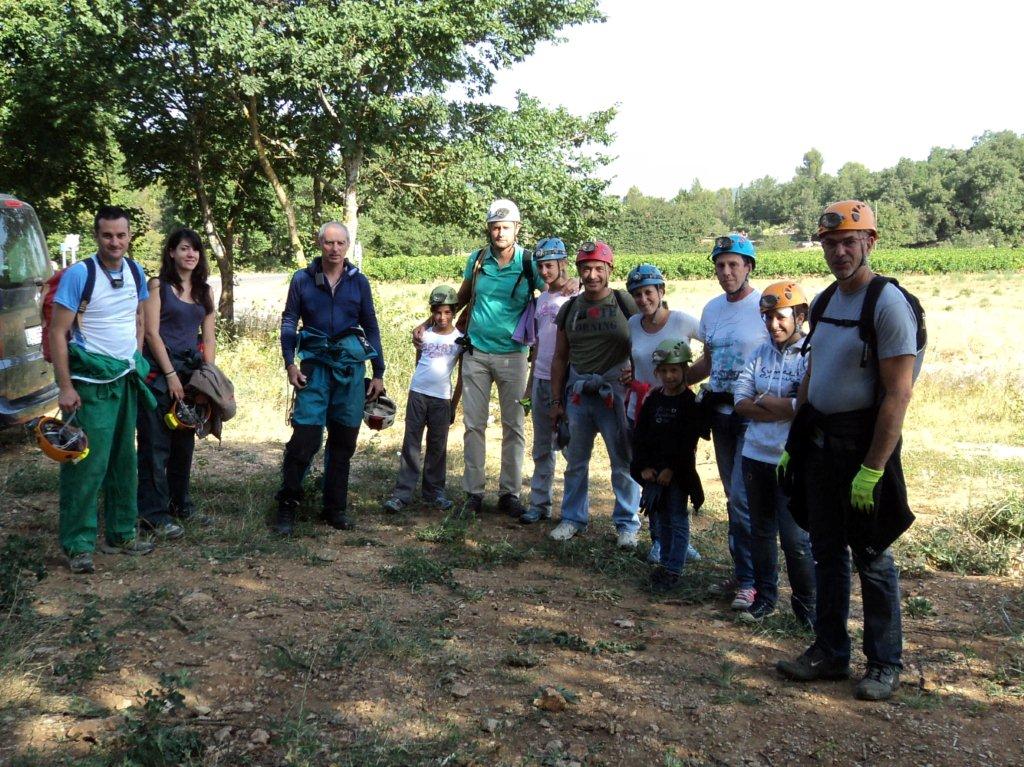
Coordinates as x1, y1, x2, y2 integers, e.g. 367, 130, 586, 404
0, 205, 51, 287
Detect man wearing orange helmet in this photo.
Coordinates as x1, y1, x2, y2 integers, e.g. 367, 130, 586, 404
776, 201, 919, 702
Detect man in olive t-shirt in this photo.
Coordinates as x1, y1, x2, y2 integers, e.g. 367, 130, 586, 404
548, 241, 641, 547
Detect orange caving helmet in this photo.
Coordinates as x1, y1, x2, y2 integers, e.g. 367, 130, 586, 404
164, 395, 213, 432
759, 281, 809, 315
817, 200, 877, 238
33, 414, 90, 464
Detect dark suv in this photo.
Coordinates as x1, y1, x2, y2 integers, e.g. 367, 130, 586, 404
0, 195, 58, 427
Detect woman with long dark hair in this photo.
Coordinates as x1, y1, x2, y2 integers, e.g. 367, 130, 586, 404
136, 228, 216, 539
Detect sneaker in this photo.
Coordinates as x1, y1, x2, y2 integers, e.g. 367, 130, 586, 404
321, 509, 354, 530
685, 543, 702, 562
149, 521, 185, 540
497, 493, 525, 518
382, 497, 407, 514
708, 577, 738, 597
549, 520, 584, 541
428, 495, 454, 512
737, 600, 775, 623
455, 494, 483, 520
519, 507, 551, 525
776, 645, 851, 682
647, 540, 661, 564
98, 538, 156, 556
617, 529, 639, 549
67, 552, 94, 574
856, 664, 901, 701
731, 587, 757, 611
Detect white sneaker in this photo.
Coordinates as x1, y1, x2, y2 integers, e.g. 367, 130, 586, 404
617, 529, 639, 549
549, 520, 583, 541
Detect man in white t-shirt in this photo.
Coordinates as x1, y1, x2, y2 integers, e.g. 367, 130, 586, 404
687, 234, 769, 611
384, 285, 463, 513
50, 205, 155, 574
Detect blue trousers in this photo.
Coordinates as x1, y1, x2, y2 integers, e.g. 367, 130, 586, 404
711, 411, 754, 589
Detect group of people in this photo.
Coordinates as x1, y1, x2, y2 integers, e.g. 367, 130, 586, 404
49, 197, 920, 703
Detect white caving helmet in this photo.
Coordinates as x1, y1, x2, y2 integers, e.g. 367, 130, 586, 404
486, 199, 521, 224
363, 395, 397, 431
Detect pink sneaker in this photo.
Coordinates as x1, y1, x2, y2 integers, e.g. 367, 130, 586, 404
731, 587, 757, 610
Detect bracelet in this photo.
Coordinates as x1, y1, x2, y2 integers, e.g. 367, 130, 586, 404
165, 371, 178, 378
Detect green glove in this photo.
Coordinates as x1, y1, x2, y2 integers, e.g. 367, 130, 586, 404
518, 397, 532, 417
850, 465, 884, 512
776, 450, 791, 484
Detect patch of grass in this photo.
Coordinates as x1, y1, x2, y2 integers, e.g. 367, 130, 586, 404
515, 627, 592, 653
539, 534, 648, 581
415, 517, 468, 544
0, 534, 47, 616
905, 596, 936, 618
338, 722, 469, 767
991, 646, 1024, 698
111, 674, 206, 766
459, 537, 532, 569
704, 661, 760, 706
504, 650, 541, 668
898, 497, 1024, 576
343, 535, 387, 547
275, 715, 324, 767
901, 688, 944, 710
593, 639, 646, 654
380, 547, 456, 591
745, 611, 815, 640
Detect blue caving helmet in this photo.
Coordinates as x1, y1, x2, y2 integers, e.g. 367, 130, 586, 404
709, 233, 756, 269
626, 263, 665, 293
534, 237, 568, 262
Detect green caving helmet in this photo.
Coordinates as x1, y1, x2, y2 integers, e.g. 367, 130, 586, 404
651, 338, 692, 367
429, 284, 458, 307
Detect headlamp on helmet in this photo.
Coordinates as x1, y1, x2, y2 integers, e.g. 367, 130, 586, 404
486, 199, 521, 224
575, 240, 614, 267
651, 339, 692, 367
626, 263, 665, 293
429, 285, 458, 308
710, 233, 756, 266
533, 237, 568, 262
816, 200, 877, 239
759, 281, 808, 315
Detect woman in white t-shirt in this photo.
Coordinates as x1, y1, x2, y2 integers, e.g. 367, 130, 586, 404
626, 263, 701, 564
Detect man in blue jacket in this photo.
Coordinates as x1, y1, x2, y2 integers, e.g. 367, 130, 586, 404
275, 222, 385, 534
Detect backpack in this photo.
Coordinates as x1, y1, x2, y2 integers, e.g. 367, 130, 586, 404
559, 289, 633, 332
803, 275, 926, 369
41, 256, 144, 362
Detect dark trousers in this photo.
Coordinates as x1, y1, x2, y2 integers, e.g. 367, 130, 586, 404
743, 456, 816, 622
279, 421, 359, 513
805, 430, 903, 668
653, 482, 690, 575
392, 390, 450, 503
137, 388, 197, 526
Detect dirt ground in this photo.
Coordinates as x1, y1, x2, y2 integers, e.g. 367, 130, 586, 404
2, 272, 1023, 766
2, 429, 1023, 767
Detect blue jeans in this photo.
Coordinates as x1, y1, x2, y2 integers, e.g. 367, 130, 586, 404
651, 482, 690, 575
743, 457, 816, 622
560, 380, 640, 534
528, 378, 560, 516
711, 410, 754, 589
805, 433, 902, 668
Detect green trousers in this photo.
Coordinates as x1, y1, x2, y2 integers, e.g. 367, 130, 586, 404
59, 375, 140, 555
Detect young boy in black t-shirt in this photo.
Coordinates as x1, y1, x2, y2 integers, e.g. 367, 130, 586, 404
630, 339, 709, 590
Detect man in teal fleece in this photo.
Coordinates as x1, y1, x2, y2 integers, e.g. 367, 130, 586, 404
50, 206, 157, 574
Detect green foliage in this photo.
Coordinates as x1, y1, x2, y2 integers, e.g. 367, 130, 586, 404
380, 547, 457, 591
360, 248, 1024, 283
112, 673, 205, 766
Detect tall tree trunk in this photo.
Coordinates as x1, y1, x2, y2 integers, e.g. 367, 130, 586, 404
343, 150, 363, 245
312, 173, 324, 231
244, 94, 306, 267
191, 157, 235, 323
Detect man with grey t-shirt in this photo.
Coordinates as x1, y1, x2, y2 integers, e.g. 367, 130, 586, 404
776, 201, 920, 702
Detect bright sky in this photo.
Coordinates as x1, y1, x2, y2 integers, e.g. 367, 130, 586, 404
486, 0, 1024, 199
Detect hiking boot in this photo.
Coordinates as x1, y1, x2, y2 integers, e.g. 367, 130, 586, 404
617, 529, 639, 549
427, 495, 454, 512
275, 499, 298, 536
856, 664, 901, 701
549, 520, 584, 541
67, 552, 94, 574
776, 645, 851, 682
99, 538, 156, 556
737, 600, 776, 623
650, 567, 680, 594
455, 494, 483, 520
382, 497, 407, 514
519, 506, 551, 525
731, 587, 757, 611
497, 493, 524, 518
322, 509, 354, 530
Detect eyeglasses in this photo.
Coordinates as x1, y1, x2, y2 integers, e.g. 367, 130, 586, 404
579, 241, 598, 253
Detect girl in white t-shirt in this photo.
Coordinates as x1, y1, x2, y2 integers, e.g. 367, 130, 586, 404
383, 286, 463, 513
626, 263, 702, 563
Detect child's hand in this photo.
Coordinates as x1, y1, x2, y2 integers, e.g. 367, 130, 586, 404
641, 468, 657, 481
656, 468, 673, 486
